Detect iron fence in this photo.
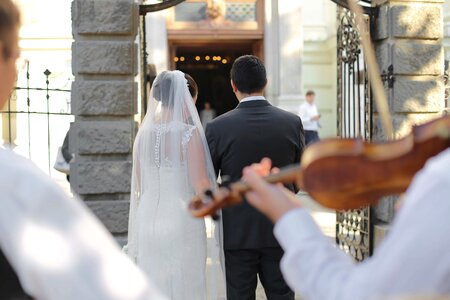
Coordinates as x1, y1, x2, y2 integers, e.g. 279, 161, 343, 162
0, 62, 73, 180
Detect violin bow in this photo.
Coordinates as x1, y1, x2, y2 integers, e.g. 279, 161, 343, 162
347, 0, 394, 139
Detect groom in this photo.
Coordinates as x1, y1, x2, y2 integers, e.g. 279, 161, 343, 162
206, 55, 305, 299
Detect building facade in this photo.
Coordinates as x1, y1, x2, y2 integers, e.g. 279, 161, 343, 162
144, 0, 338, 137
3, 0, 447, 252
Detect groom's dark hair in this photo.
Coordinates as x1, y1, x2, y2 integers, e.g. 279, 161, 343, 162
230, 55, 267, 94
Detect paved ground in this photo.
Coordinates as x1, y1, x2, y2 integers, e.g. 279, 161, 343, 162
59, 179, 336, 300
255, 192, 336, 300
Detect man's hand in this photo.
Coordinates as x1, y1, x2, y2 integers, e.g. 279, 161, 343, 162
243, 158, 301, 223
311, 114, 321, 121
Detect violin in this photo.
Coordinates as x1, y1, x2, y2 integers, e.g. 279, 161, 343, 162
188, 115, 450, 218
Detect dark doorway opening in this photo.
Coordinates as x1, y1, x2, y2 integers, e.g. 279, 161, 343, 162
174, 41, 256, 117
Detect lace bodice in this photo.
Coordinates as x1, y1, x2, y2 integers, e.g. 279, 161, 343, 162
153, 122, 196, 168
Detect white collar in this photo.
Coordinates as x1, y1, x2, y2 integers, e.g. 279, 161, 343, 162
240, 96, 266, 103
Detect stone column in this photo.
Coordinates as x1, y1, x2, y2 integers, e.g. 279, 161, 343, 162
145, 11, 169, 74
372, 0, 445, 242
264, 0, 304, 113
444, 1, 450, 61
71, 0, 138, 244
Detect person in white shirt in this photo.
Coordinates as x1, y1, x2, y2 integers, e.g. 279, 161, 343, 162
241, 152, 450, 300
298, 90, 320, 145
0, 1, 167, 299
200, 101, 216, 129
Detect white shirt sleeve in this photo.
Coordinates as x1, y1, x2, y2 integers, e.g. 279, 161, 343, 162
274, 149, 450, 300
0, 151, 168, 300
298, 103, 312, 124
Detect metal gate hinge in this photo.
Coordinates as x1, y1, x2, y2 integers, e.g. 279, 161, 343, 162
381, 65, 394, 89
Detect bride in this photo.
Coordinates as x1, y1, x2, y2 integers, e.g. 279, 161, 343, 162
127, 70, 226, 299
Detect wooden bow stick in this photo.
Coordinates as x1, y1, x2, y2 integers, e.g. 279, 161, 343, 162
347, 0, 394, 139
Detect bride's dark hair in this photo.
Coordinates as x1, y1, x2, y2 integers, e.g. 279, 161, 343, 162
185, 73, 198, 99
152, 71, 198, 108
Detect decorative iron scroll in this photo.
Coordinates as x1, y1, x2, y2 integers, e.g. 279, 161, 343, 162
336, 209, 371, 262
336, 6, 373, 261
338, 11, 360, 64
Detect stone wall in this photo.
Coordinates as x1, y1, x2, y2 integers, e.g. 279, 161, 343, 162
264, 0, 304, 113
372, 0, 445, 243
71, 0, 137, 243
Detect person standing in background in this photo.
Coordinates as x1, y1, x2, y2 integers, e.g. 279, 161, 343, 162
200, 102, 216, 129
298, 90, 321, 145
61, 129, 72, 182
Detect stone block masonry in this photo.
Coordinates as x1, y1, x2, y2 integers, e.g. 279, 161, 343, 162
372, 0, 445, 237
71, 0, 137, 237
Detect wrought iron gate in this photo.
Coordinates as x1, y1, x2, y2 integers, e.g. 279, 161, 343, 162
335, 4, 375, 261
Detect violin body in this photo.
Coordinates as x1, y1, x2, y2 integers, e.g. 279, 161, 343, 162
300, 116, 450, 209
189, 116, 450, 217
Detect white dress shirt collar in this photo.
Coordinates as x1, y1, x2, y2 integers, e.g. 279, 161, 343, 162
240, 96, 266, 103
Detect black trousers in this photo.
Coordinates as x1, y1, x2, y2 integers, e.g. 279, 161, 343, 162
225, 248, 294, 300
305, 130, 319, 145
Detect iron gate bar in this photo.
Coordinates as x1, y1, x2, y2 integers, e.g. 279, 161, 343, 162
139, 0, 186, 116
357, 58, 361, 136
141, 15, 148, 115
26, 62, 31, 158
45, 70, 51, 173
330, 0, 374, 15
352, 62, 356, 137
15, 87, 71, 93
139, 0, 185, 15
2, 111, 73, 116
445, 60, 449, 115
343, 63, 347, 137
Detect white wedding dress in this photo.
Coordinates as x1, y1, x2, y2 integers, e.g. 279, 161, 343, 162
127, 71, 226, 300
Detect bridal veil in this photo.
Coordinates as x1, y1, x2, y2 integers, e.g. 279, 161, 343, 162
127, 70, 226, 299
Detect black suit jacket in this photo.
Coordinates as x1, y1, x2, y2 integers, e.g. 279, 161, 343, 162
0, 249, 32, 299
206, 100, 305, 250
